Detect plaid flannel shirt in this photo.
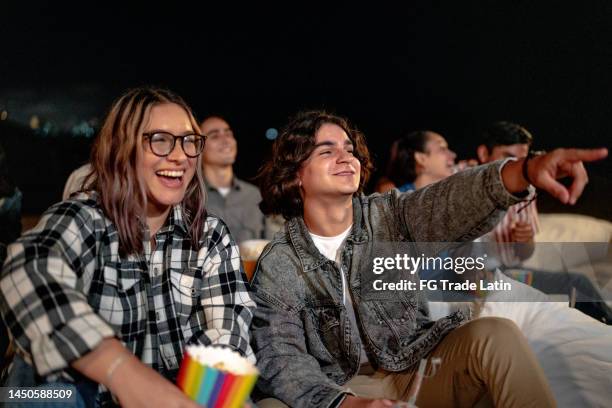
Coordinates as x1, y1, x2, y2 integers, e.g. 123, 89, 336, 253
0, 193, 255, 402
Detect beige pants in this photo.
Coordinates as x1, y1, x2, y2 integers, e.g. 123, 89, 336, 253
258, 317, 556, 408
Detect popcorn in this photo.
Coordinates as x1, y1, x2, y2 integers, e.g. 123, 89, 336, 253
176, 345, 259, 408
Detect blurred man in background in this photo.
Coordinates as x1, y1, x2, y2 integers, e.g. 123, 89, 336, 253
200, 116, 266, 243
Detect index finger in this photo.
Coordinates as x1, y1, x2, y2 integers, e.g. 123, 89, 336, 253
561, 148, 608, 163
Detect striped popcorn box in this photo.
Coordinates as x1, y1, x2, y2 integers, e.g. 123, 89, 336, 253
177, 345, 259, 408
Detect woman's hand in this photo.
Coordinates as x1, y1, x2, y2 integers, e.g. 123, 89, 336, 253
109, 358, 200, 408
501, 147, 608, 204
71, 338, 199, 408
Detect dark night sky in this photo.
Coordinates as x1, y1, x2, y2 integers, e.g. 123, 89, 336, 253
1, 1, 611, 218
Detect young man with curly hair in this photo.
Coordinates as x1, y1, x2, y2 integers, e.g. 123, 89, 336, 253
250, 110, 606, 408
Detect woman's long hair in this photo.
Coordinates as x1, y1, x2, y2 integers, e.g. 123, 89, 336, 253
387, 130, 431, 187
88, 87, 206, 255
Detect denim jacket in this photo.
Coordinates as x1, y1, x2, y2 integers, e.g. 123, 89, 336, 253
251, 161, 524, 408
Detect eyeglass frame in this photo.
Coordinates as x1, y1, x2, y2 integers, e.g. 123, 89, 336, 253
142, 132, 207, 158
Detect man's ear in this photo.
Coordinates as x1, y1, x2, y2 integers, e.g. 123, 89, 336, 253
476, 145, 489, 164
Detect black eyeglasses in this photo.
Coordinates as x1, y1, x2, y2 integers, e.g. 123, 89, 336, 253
143, 132, 206, 158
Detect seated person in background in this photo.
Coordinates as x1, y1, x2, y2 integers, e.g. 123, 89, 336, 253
475, 121, 612, 324
200, 115, 266, 243
250, 110, 606, 408
376, 131, 475, 193
0, 87, 255, 407
388, 123, 611, 323
63, 163, 92, 200
387, 130, 457, 192
476, 121, 537, 265
385, 131, 464, 284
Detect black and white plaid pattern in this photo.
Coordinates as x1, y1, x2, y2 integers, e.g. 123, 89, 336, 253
0, 193, 255, 398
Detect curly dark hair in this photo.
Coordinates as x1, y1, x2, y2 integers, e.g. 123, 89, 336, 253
257, 110, 374, 220
386, 130, 431, 187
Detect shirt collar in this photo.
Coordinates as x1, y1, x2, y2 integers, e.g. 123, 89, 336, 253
287, 195, 368, 272
205, 176, 241, 192
156, 204, 189, 237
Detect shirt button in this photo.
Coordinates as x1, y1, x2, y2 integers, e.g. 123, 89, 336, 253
168, 357, 178, 370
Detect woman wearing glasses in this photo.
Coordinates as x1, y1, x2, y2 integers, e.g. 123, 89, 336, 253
0, 87, 255, 407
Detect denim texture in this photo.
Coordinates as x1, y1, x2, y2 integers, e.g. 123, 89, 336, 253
251, 161, 522, 408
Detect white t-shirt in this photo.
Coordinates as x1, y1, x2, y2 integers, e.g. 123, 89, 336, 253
309, 225, 370, 367
217, 186, 231, 197
309, 226, 351, 301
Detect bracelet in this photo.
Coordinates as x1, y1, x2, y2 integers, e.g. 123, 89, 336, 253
106, 353, 129, 386
521, 150, 545, 186
521, 153, 534, 186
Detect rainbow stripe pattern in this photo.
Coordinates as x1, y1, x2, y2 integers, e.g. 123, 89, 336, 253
505, 269, 534, 286
176, 345, 259, 408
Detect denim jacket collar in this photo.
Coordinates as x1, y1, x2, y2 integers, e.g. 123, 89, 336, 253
286, 195, 368, 272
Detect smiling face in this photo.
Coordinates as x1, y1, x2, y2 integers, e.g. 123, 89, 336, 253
136, 103, 197, 217
417, 132, 457, 181
201, 117, 237, 166
297, 123, 361, 201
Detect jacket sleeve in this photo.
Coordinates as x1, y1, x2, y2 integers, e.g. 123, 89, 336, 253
393, 160, 526, 249
0, 201, 116, 377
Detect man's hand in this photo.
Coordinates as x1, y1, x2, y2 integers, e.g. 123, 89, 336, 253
510, 221, 534, 243
340, 395, 398, 407
509, 220, 536, 260
501, 148, 608, 204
